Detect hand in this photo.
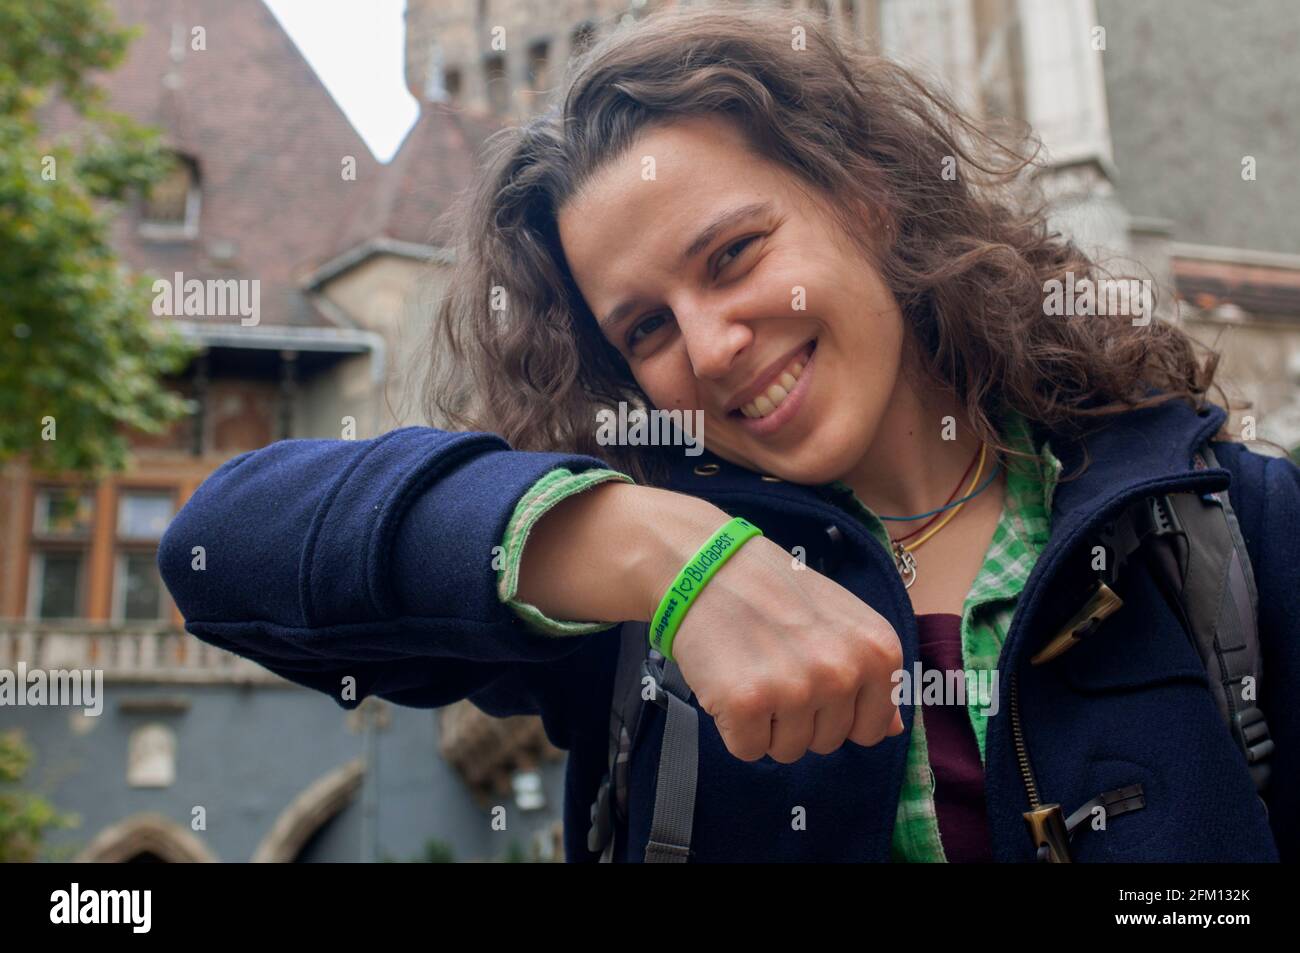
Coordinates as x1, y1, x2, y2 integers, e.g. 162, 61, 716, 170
656, 532, 906, 764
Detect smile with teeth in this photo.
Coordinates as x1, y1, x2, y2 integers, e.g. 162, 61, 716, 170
739, 351, 808, 418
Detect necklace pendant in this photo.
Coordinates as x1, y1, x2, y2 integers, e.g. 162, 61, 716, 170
892, 541, 918, 590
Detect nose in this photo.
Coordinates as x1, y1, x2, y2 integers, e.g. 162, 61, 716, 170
676, 298, 752, 382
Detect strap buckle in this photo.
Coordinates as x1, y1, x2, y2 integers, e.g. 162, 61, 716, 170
642, 654, 692, 711
642, 657, 671, 711
1095, 494, 1185, 587
1233, 705, 1275, 789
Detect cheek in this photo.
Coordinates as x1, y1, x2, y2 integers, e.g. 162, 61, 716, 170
838, 273, 906, 368
633, 357, 698, 411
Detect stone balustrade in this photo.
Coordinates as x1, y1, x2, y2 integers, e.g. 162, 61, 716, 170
0, 622, 283, 685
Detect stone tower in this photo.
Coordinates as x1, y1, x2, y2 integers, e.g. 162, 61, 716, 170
403, 0, 878, 119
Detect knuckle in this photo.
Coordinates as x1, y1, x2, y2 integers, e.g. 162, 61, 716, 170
815, 660, 861, 700
865, 626, 903, 673
777, 678, 815, 712
724, 682, 771, 721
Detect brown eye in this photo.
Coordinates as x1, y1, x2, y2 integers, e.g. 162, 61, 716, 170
716, 235, 757, 272
627, 312, 669, 350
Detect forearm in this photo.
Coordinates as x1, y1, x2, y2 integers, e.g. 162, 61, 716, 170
515, 481, 729, 624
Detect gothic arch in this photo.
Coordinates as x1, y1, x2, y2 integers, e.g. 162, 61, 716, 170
76, 812, 219, 863
251, 758, 365, 863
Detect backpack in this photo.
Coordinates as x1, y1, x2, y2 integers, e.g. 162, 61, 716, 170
585, 442, 1275, 863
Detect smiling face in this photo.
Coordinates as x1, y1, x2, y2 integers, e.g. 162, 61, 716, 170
557, 116, 910, 485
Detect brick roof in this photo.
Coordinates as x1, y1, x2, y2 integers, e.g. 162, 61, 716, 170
43, 0, 382, 327
328, 100, 504, 262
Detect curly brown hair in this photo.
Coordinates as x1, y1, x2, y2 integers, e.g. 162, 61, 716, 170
421, 2, 1231, 485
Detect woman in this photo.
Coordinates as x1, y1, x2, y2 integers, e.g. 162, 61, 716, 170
159, 6, 1298, 863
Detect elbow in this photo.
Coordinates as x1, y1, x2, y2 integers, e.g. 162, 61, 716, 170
157, 449, 258, 624
158, 498, 205, 623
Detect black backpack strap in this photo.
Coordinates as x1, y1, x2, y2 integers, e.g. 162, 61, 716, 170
589, 621, 652, 862
588, 620, 701, 863
1105, 442, 1274, 794
1162, 444, 1274, 793
640, 653, 699, 862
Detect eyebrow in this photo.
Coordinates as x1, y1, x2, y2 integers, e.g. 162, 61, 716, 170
597, 200, 775, 332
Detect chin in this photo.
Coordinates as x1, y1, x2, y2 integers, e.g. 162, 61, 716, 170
745, 442, 861, 486
770, 455, 854, 486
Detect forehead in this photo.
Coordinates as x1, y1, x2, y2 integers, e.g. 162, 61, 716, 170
557, 117, 787, 312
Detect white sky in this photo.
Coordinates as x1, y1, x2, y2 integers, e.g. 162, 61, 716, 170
264, 0, 419, 163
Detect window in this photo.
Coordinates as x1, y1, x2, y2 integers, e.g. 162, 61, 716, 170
118, 492, 175, 541
113, 491, 175, 622
28, 488, 93, 620
128, 724, 177, 788
140, 153, 200, 239
445, 68, 462, 101
484, 54, 509, 115
34, 488, 94, 537
31, 551, 85, 620
116, 552, 167, 621
527, 40, 551, 93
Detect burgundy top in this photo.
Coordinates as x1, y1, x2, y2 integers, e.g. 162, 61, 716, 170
915, 612, 995, 863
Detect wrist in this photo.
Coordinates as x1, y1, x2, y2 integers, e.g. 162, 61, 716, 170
631, 488, 732, 623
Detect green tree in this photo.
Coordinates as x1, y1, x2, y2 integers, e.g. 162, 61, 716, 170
420, 837, 457, 863
381, 836, 457, 863
500, 838, 529, 863
0, 0, 193, 475
0, 730, 79, 862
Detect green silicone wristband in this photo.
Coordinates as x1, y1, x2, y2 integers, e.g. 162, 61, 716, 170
649, 516, 763, 661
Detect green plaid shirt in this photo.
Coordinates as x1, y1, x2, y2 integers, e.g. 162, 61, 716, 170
496, 411, 1061, 862
815, 411, 1061, 861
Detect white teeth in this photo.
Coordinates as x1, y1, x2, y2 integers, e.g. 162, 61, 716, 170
739, 347, 812, 419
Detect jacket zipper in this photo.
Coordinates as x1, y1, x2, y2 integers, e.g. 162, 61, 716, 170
1009, 670, 1040, 809
1013, 660, 1078, 861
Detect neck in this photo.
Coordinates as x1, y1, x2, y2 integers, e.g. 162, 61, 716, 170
837, 369, 988, 521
